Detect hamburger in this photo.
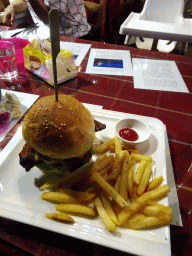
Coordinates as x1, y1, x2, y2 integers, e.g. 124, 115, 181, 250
19, 94, 105, 174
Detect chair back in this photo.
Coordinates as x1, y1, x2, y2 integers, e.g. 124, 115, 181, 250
84, 0, 107, 41
140, 0, 184, 23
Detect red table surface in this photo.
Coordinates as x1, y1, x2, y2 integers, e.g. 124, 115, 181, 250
0, 34, 192, 256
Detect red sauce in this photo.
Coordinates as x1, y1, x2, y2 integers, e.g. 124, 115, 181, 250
0, 112, 11, 126
119, 128, 139, 142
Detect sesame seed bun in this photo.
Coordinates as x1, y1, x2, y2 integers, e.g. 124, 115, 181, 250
22, 95, 95, 159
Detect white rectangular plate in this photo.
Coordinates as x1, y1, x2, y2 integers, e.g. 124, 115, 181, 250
0, 109, 171, 256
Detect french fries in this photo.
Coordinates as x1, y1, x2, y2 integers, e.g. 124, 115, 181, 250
91, 154, 114, 173
40, 135, 173, 233
145, 185, 171, 200
57, 188, 96, 205
114, 136, 122, 154
127, 166, 134, 198
147, 175, 164, 191
108, 152, 122, 181
40, 178, 65, 190
134, 160, 148, 185
55, 204, 96, 218
118, 193, 151, 224
137, 161, 153, 196
119, 150, 129, 201
114, 175, 121, 192
125, 213, 173, 230
142, 202, 172, 216
41, 192, 79, 204
45, 213, 74, 223
92, 171, 128, 208
148, 201, 172, 215
131, 152, 152, 162
95, 138, 115, 154
100, 193, 120, 226
94, 197, 117, 232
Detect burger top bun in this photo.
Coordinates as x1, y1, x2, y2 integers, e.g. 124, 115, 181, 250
22, 95, 95, 159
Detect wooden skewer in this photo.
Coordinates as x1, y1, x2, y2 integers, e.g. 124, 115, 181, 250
49, 8, 60, 102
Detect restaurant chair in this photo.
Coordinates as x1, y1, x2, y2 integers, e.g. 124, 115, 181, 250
84, 0, 107, 41
135, 37, 177, 53
119, 0, 192, 54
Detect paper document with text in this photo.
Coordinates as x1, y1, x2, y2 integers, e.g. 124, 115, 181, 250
60, 42, 91, 66
86, 49, 133, 76
132, 58, 189, 93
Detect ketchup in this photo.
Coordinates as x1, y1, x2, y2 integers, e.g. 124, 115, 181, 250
119, 128, 139, 142
0, 112, 11, 126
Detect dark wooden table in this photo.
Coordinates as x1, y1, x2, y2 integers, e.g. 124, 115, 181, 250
0, 34, 192, 256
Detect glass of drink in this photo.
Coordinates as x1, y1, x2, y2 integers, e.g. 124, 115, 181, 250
0, 41, 18, 80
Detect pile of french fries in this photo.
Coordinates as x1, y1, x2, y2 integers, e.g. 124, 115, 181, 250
40, 136, 173, 232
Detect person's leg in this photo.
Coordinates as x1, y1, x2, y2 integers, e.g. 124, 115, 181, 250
106, 0, 144, 45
